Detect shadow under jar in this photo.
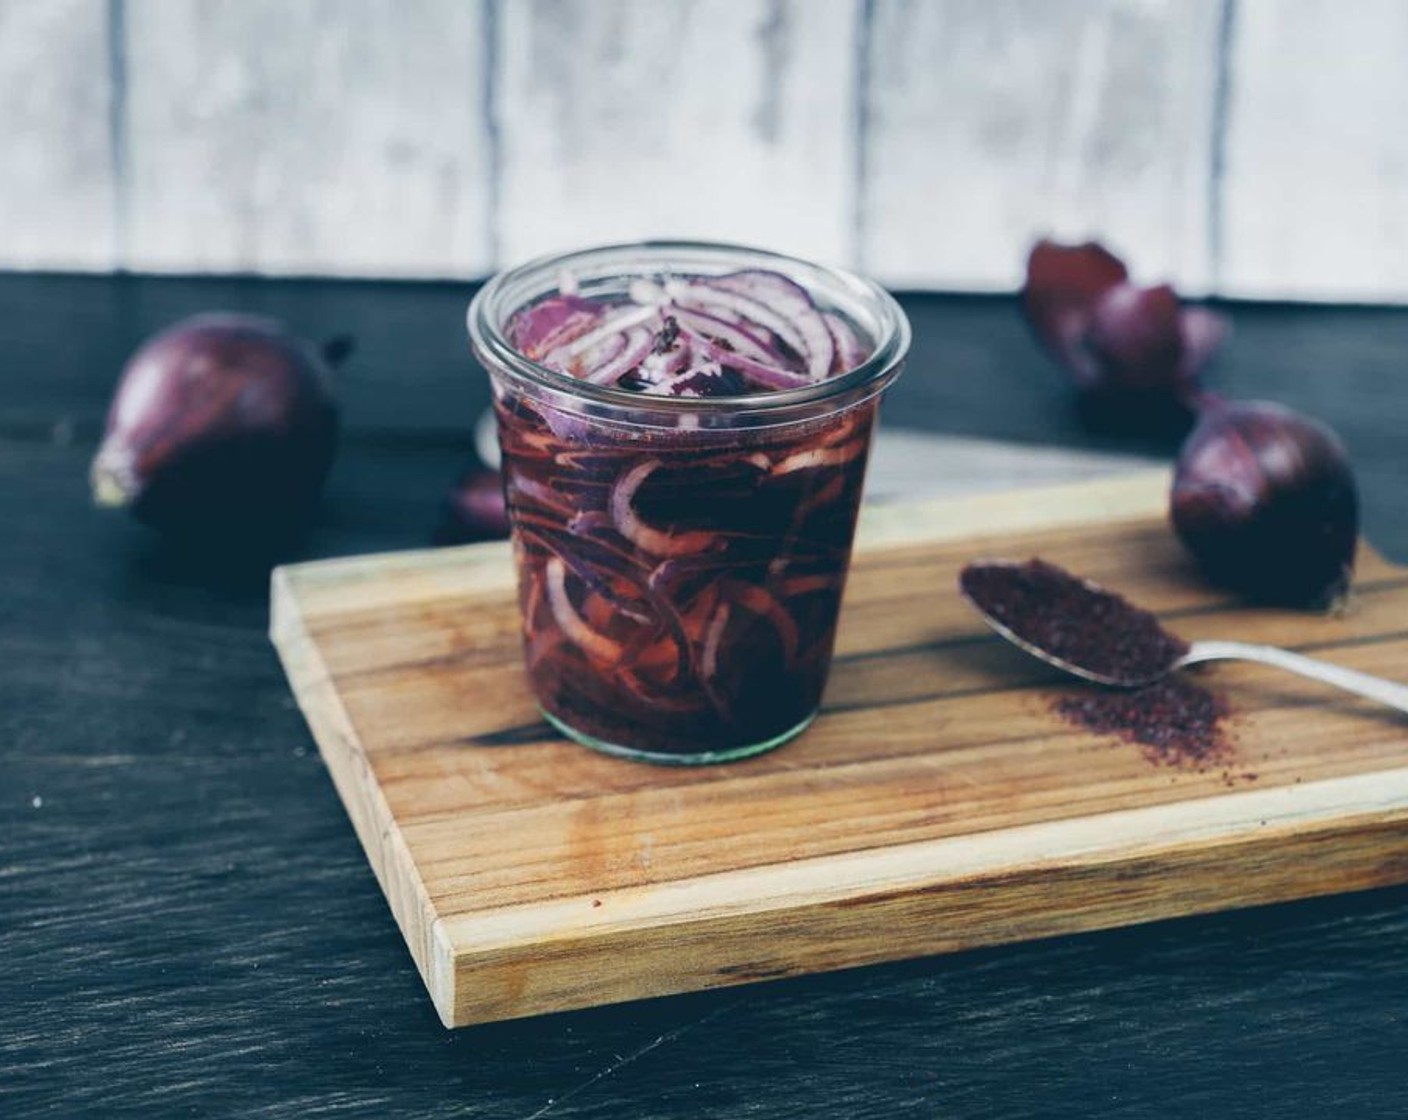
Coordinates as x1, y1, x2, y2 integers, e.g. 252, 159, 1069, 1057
469, 242, 910, 764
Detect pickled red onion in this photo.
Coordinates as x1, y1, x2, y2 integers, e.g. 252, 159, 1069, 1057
610, 460, 719, 557
507, 268, 873, 396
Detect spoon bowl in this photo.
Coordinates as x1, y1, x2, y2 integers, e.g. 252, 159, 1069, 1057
962, 586, 1408, 715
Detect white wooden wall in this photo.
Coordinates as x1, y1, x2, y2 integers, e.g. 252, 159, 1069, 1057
2, 0, 1406, 299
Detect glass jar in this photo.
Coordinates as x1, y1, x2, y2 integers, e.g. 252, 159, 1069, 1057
468, 241, 910, 764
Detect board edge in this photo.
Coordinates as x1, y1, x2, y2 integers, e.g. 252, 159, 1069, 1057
270, 567, 460, 1029
436, 767, 1408, 1026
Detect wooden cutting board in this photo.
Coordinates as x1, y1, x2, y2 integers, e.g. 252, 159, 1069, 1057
270, 472, 1408, 1028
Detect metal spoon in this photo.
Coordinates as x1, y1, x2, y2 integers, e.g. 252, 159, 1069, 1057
961, 584, 1408, 715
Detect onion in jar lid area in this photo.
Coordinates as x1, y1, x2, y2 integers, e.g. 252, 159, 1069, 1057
505, 268, 872, 396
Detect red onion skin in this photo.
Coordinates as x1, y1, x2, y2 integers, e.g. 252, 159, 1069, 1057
1023, 240, 1128, 366
1085, 283, 1185, 393
435, 468, 510, 544
91, 313, 339, 541
509, 294, 602, 359
1177, 307, 1228, 392
1170, 400, 1359, 608
1022, 240, 1228, 427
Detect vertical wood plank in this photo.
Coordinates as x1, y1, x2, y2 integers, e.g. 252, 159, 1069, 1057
494, 0, 859, 267
862, 0, 1223, 292
122, 0, 493, 277
0, 0, 116, 270
1219, 0, 1408, 301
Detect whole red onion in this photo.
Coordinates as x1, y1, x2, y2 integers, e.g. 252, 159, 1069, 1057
434, 467, 509, 544
1170, 400, 1358, 608
1023, 240, 1227, 414
91, 313, 340, 541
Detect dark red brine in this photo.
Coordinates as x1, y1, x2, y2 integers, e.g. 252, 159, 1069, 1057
498, 394, 874, 757
473, 251, 907, 762
960, 559, 1188, 683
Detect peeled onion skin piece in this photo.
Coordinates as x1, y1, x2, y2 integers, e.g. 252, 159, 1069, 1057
90, 313, 339, 543
1085, 283, 1185, 394
1022, 239, 1229, 434
1170, 400, 1359, 609
1023, 240, 1128, 365
508, 294, 602, 359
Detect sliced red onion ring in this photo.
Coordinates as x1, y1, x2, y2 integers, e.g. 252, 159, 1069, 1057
823, 313, 867, 374
637, 342, 692, 381
642, 360, 723, 397
544, 304, 659, 365
669, 307, 781, 365
779, 572, 843, 596
610, 459, 719, 556
509, 474, 576, 515
791, 471, 847, 521
542, 407, 593, 445
618, 668, 710, 713
584, 326, 655, 385
628, 277, 669, 306
671, 283, 810, 365
575, 572, 654, 626
545, 556, 624, 662
771, 438, 867, 475
546, 328, 627, 379
681, 330, 811, 390
678, 581, 722, 638
508, 269, 874, 396
567, 509, 613, 535
700, 602, 732, 686
730, 581, 800, 666
709, 271, 834, 379
816, 411, 864, 446
510, 294, 603, 358
616, 613, 684, 676
697, 582, 800, 706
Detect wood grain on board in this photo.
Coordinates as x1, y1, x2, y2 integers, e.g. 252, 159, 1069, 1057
121, 0, 492, 277
271, 473, 1408, 1027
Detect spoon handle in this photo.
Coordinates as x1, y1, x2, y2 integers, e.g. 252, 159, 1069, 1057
1182, 640, 1408, 715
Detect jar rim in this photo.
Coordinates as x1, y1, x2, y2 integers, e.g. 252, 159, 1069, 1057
467, 240, 911, 415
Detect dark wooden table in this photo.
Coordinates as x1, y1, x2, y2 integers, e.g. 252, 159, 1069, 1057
4, 273, 1407, 1118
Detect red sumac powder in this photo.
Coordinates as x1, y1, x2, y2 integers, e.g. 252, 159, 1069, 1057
1055, 677, 1232, 769
959, 557, 1233, 768
960, 559, 1187, 682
